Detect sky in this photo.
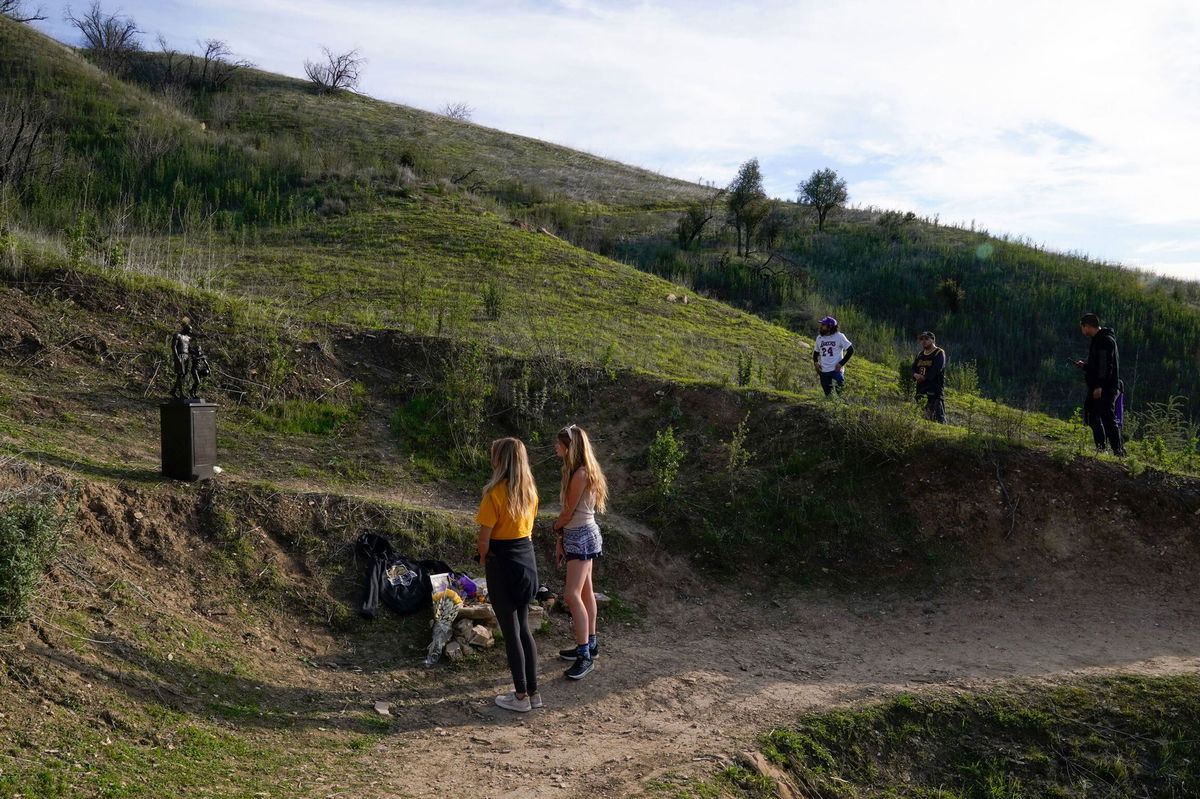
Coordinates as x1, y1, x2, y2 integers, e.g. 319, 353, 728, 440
29, 0, 1200, 281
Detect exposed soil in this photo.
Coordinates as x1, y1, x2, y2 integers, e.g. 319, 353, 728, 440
378, 575, 1200, 799
3, 459, 1200, 798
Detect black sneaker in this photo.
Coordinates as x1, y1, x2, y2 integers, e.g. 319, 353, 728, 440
564, 656, 593, 680
559, 643, 598, 661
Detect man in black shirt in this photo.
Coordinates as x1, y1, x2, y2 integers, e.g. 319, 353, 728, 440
911, 331, 947, 423
1073, 313, 1124, 456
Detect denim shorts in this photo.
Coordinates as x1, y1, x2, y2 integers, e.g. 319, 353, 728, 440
563, 522, 602, 560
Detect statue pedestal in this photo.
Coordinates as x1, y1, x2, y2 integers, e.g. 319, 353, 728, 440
160, 400, 217, 481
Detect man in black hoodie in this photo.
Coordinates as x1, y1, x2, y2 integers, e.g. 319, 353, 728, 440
1073, 313, 1125, 456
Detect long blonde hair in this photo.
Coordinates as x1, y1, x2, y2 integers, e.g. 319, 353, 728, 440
557, 424, 608, 513
483, 438, 538, 521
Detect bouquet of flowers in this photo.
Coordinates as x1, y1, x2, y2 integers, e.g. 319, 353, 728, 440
423, 573, 462, 666
451, 573, 487, 604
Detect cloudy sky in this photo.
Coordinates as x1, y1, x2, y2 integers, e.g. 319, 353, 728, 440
31, 0, 1200, 280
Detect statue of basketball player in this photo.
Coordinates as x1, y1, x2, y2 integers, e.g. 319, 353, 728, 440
186, 336, 210, 398
169, 319, 193, 399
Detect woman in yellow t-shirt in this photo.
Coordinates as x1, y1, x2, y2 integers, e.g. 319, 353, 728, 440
476, 437, 541, 712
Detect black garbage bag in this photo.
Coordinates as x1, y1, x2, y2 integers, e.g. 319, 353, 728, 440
355, 533, 452, 618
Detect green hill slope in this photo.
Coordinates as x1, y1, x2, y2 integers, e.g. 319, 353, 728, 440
3, 18, 1200, 797
2, 15, 1196, 461
619, 196, 1200, 426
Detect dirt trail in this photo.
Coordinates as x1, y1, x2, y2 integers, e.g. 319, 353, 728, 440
350, 568, 1200, 799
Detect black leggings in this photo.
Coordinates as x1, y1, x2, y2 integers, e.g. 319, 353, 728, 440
485, 538, 539, 695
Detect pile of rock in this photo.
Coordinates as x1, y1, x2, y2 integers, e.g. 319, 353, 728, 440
443, 618, 495, 661
441, 602, 549, 661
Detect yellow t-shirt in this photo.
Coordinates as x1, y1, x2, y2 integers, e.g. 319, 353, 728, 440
475, 481, 537, 540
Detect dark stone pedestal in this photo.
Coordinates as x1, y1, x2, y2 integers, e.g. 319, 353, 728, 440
160, 400, 217, 481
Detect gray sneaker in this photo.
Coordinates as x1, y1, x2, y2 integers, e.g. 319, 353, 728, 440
497, 690, 542, 709
495, 692, 532, 712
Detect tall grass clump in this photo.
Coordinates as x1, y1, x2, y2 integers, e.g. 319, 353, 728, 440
827, 394, 931, 465
1127, 396, 1199, 474
0, 483, 71, 623
439, 339, 494, 465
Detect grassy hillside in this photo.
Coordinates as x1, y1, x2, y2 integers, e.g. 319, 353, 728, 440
0, 18, 705, 238
202, 62, 709, 208
620, 207, 1200, 424
5, 14, 1198, 437
2, 254, 1198, 795
2, 17, 1200, 798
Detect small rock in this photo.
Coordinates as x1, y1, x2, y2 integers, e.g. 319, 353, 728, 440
665, 293, 677, 302
592, 592, 612, 610
458, 604, 498, 623
373, 701, 392, 716
468, 625, 494, 648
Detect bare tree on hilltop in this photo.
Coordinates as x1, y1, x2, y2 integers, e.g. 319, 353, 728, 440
798, 167, 848, 232
158, 35, 252, 91
304, 47, 364, 94
66, 1, 142, 75
1, 0, 46, 23
441, 102, 474, 121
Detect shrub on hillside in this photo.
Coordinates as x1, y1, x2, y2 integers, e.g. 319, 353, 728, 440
0, 486, 70, 623
1128, 396, 1199, 473
481, 279, 504, 320
648, 426, 686, 496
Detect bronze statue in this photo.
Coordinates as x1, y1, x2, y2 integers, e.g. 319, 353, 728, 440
170, 318, 210, 399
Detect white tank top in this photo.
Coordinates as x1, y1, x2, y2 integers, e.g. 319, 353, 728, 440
566, 469, 596, 528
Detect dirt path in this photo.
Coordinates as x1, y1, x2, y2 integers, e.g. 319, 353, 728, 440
338, 574, 1200, 799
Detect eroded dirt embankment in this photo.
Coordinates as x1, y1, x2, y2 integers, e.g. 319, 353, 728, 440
2, 451, 1200, 796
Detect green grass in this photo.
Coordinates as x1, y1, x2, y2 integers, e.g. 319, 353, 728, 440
714, 676, 1200, 799
245, 398, 355, 436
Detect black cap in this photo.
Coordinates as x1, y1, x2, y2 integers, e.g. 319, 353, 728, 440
918, 331, 935, 340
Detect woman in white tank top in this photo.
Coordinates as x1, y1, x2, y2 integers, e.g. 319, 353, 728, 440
552, 424, 609, 680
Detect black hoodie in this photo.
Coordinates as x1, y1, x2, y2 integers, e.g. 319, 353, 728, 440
1085, 327, 1120, 391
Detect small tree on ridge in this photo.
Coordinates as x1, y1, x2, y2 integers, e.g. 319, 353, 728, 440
66, 1, 142, 75
441, 102, 474, 121
726, 158, 767, 256
798, 167, 848, 231
304, 47, 364, 94
1, 0, 46, 23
